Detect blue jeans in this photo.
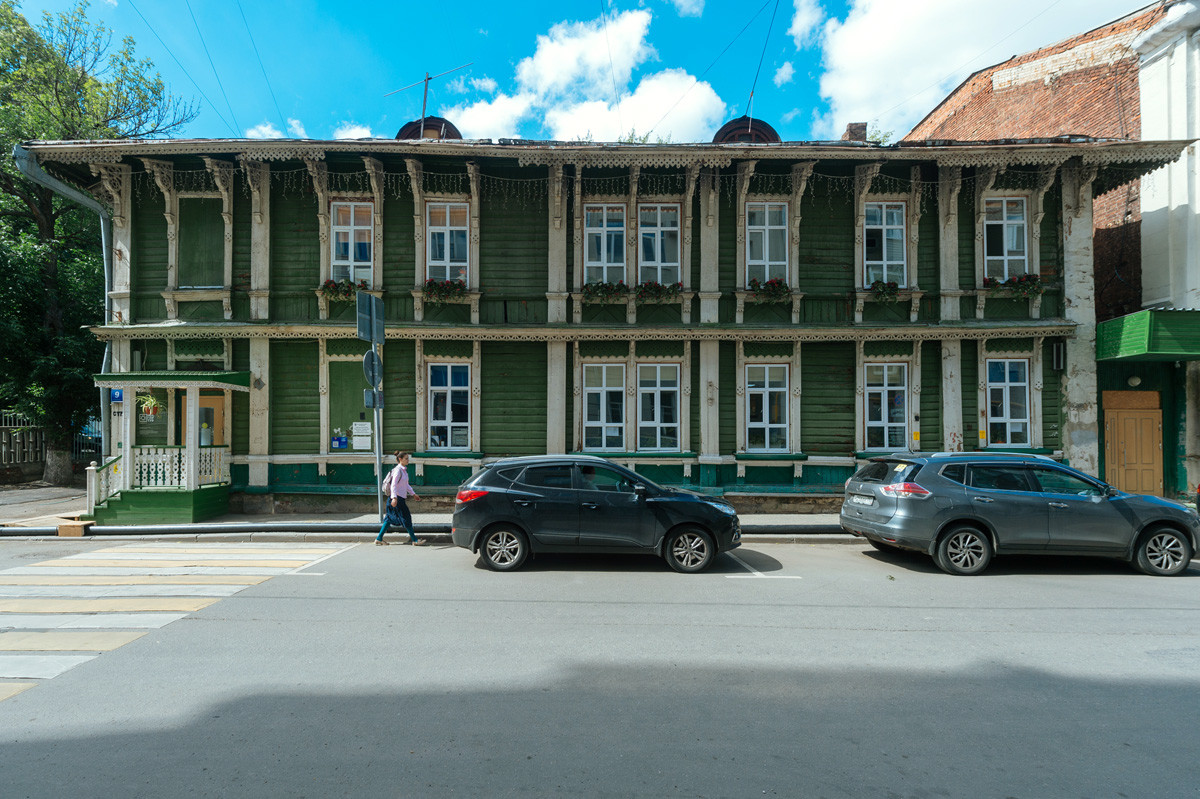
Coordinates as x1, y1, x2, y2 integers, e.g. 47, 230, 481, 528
377, 498, 417, 541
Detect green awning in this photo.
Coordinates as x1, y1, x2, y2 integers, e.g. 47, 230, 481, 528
1096, 309, 1200, 361
93, 370, 252, 391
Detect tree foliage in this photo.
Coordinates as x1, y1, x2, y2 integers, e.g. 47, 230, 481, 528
0, 0, 196, 482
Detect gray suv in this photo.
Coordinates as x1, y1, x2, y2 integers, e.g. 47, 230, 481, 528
840, 453, 1199, 576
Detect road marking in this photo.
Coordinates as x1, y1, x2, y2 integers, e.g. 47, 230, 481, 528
0, 682, 35, 701
725, 553, 804, 579
39, 558, 312, 568
0, 575, 270, 585
286, 545, 355, 574
0, 631, 147, 651
0, 613, 187, 630
0, 598, 220, 613
0, 585, 250, 598
6, 567, 295, 576
0, 655, 98, 679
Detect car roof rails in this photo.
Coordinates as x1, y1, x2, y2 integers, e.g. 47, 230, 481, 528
928, 451, 1057, 461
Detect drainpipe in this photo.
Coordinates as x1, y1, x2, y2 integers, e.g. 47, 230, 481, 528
11, 143, 114, 460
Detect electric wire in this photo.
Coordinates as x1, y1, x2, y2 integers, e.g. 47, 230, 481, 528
599, 0, 623, 136
745, 0, 783, 125
645, 0, 772, 139
235, 0, 288, 136
182, 0, 242, 135
125, 0, 237, 136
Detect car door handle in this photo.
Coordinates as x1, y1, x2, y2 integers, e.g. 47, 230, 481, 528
514, 500, 532, 508
581, 502, 598, 510
1048, 502, 1068, 508
972, 496, 994, 503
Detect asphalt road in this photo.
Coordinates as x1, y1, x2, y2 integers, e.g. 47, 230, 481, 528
2, 539, 1199, 798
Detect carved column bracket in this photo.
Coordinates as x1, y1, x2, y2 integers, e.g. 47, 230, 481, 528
551, 164, 564, 230
1030, 163, 1059, 237
973, 165, 1002, 236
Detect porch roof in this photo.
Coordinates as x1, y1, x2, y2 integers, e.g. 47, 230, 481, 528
1096, 310, 1200, 361
94, 371, 252, 391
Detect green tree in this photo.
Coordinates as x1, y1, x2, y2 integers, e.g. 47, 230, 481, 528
0, 0, 196, 484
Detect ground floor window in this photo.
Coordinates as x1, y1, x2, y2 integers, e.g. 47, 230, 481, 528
865, 363, 907, 449
637, 364, 679, 451
746, 364, 788, 451
583, 364, 625, 451
428, 363, 470, 449
986, 358, 1029, 446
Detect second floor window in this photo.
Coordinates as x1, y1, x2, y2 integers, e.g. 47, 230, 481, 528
427, 202, 469, 283
331, 202, 373, 285
986, 358, 1029, 446
746, 202, 787, 285
865, 363, 907, 450
638, 204, 680, 285
984, 198, 1028, 281
585, 204, 625, 284
746, 364, 788, 452
428, 363, 470, 450
863, 201, 906, 287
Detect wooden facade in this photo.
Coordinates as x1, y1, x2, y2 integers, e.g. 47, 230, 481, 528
22, 135, 1185, 515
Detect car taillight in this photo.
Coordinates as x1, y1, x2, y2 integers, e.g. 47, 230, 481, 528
879, 482, 931, 499
456, 489, 489, 504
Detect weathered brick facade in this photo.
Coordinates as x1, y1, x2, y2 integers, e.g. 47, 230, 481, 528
905, 4, 1167, 322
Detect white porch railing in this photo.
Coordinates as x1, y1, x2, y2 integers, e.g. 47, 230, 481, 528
127, 445, 231, 489
86, 455, 122, 515
198, 445, 230, 486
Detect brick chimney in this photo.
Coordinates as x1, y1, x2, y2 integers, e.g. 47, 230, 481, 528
841, 122, 868, 142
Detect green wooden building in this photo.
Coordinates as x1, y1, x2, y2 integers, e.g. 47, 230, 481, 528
18, 123, 1184, 522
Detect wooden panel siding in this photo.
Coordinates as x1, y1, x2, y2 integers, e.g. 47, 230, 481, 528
231, 179, 251, 319
579, 341, 628, 359
131, 189, 168, 322
269, 183, 319, 321
915, 167, 940, 291
141, 340, 168, 371
231, 340, 249, 456
381, 186, 415, 294
269, 341, 319, 455
424, 340, 473, 358
960, 340, 980, 446
638, 341, 685, 358
744, 342, 793, 358
1042, 340, 1062, 451
178, 198, 223, 287
958, 175, 976, 288
800, 342, 855, 454
479, 167, 548, 295
481, 343, 546, 456
718, 341, 735, 454
718, 190, 736, 297
864, 340, 914, 357
326, 338, 367, 357
920, 341, 943, 451
381, 340, 417, 452
690, 346, 700, 454
480, 299, 546, 325
797, 165, 855, 296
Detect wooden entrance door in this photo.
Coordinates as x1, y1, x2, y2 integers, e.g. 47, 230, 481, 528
180, 394, 226, 446
1103, 391, 1162, 496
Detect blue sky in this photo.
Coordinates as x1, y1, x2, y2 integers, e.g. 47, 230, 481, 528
19, 0, 1149, 142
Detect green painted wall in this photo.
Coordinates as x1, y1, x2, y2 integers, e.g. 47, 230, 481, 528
178, 198, 223, 287
131, 189, 168, 322
961, 340, 980, 447
269, 173, 319, 321
481, 342, 546, 455
231, 340, 249, 456
269, 341, 319, 454
919, 341, 943, 452
802, 342, 855, 454
382, 340, 417, 452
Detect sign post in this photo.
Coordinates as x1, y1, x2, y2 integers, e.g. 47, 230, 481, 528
357, 292, 387, 521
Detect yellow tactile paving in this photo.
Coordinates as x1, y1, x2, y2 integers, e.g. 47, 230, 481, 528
0, 631, 147, 651
0, 682, 36, 701
32, 559, 310, 568
0, 575, 270, 586
0, 597, 219, 613
92, 547, 341, 555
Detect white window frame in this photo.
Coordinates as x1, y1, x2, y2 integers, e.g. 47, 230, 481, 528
983, 197, 1029, 281
584, 203, 626, 284
582, 363, 625, 452
745, 201, 788, 286
330, 201, 374, 286
864, 362, 909, 451
637, 203, 681, 285
636, 363, 681, 452
863, 201, 907, 287
745, 364, 789, 453
427, 362, 471, 451
426, 201, 470, 283
985, 358, 1031, 447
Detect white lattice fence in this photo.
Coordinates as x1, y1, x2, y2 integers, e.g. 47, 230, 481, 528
130, 446, 185, 488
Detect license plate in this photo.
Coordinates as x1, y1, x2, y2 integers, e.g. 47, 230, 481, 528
850, 493, 874, 506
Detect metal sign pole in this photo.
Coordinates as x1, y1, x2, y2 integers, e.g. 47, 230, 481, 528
374, 341, 384, 522
358, 292, 388, 524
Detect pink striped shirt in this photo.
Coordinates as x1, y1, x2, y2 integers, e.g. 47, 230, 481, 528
384, 463, 416, 499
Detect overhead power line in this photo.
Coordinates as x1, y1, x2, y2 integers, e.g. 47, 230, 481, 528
599, 0, 624, 136
235, 0, 288, 136
183, 0, 242, 135
745, 0, 783, 125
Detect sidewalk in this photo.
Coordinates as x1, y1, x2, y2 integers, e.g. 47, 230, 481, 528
0, 483, 851, 542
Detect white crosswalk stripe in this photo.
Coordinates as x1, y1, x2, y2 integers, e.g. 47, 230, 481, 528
0, 543, 352, 690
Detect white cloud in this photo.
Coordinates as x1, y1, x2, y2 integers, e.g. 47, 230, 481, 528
287, 119, 308, 138
245, 121, 283, 139
471, 76, 498, 94
333, 123, 374, 139
788, 0, 825, 48
670, 0, 704, 17
810, 0, 1146, 139
773, 62, 795, 87
438, 9, 727, 142
781, 108, 802, 124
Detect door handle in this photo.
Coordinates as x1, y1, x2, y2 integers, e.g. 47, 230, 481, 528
972, 496, 994, 503
582, 502, 598, 510
1048, 502, 1068, 509
514, 500, 532, 508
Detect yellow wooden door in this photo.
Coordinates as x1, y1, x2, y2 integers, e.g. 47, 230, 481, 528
179, 394, 226, 446
1104, 409, 1162, 496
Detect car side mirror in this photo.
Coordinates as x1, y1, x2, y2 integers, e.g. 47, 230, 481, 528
633, 483, 648, 497
1105, 485, 1120, 497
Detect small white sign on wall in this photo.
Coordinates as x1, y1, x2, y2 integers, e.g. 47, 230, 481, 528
351, 436, 372, 450
351, 422, 372, 436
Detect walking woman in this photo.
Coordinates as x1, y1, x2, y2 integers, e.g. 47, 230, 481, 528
377, 451, 426, 546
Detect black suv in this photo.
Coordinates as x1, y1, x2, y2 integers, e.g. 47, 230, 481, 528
451, 455, 741, 572
840, 452, 1199, 576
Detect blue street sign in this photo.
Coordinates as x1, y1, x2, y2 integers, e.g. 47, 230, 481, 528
110, 389, 124, 402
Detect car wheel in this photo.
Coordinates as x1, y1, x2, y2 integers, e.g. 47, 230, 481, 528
935, 527, 992, 575
479, 526, 529, 572
1135, 526, 1193, 576
665, 526, 715, 573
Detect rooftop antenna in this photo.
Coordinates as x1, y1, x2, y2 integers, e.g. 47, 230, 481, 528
384, 63, 473, 138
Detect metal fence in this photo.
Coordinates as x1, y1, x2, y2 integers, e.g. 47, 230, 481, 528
0, 412, 102, 466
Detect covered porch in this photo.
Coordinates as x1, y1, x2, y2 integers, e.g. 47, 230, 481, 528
87, 371, 250, 523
